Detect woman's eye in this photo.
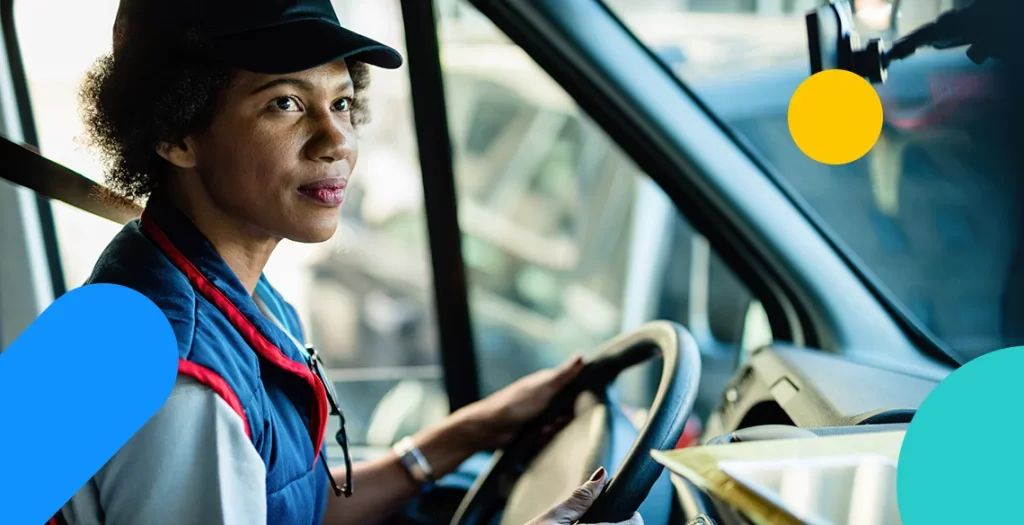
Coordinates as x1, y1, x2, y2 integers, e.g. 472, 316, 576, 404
333, 98, 352, 112
271, 97, 299, 111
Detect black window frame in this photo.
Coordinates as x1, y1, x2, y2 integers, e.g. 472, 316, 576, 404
1, 0, 65, 299
459, 0, 959, 372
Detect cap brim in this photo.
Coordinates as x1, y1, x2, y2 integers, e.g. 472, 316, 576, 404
213, 19, 403, 74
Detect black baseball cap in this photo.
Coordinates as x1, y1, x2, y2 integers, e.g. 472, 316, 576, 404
112, 0, 403, 74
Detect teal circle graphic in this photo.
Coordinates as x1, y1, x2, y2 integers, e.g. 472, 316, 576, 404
898, 346, 1024, 524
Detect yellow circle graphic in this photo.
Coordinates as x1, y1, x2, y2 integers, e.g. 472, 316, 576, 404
787, 69, 884, 165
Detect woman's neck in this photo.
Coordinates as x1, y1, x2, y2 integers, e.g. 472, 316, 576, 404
161, 185, 280, 295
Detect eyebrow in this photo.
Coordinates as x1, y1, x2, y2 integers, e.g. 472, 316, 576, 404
249, 77, 355, 96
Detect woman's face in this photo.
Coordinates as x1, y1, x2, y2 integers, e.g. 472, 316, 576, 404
183, 59, 359, 243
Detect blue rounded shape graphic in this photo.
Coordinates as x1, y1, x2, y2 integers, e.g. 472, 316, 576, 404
0, 284, 178, 524
898, 346, 1024, 524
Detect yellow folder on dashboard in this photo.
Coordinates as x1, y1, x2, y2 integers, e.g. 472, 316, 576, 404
651, 430, 905, 525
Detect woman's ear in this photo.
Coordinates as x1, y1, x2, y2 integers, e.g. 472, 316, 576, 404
156, 137, 198, 169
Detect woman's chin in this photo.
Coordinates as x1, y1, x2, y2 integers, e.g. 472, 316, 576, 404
288, 218, 340, 244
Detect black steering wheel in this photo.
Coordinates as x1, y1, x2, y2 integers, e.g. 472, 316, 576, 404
450, 321, 702, 525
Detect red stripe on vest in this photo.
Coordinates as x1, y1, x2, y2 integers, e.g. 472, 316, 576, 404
178, 359, 252, 439
141, 213, 328, 469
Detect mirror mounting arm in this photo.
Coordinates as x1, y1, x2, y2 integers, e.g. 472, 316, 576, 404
807, 0, 1019, 85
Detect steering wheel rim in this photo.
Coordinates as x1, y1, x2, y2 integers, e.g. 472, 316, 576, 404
450, 320, 702, 524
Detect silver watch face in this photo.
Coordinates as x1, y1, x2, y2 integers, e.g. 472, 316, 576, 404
395, 439, 433, 484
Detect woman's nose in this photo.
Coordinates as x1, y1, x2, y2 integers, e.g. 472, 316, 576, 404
306, 112, 353, 163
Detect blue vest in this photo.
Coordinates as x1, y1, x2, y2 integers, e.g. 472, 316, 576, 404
84, 197, 331, 524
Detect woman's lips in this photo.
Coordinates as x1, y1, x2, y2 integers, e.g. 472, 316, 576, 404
298, 177, 347, 207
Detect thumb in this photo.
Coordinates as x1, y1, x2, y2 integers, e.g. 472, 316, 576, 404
551, 353, 585, 385
544, 467, 608, 524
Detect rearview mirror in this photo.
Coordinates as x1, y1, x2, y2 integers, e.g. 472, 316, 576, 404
806, 0, 888, 83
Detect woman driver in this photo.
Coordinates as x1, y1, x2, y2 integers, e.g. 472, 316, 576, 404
56, 0, 643, 524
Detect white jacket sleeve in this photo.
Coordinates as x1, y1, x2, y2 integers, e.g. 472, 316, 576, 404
61, 375, 267, 525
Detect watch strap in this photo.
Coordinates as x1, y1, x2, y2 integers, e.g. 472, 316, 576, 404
393, 436, 435, 489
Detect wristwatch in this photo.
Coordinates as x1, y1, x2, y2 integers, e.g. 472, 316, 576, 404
393, 436, 435, 490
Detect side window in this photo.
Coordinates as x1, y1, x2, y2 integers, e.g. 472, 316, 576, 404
14, 0, 448, 448
437, 1, 770, 411
14, 0, 124, 289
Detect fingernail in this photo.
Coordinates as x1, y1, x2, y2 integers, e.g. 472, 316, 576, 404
589, 467, 606, 482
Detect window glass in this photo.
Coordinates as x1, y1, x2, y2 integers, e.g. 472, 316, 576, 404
437, 0, 767, 410
14, 0, 447, 449
605, 0, 1019, 363
14, 0, 123, 289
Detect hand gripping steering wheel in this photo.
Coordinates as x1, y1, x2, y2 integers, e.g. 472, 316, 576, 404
451, 321, 702, 524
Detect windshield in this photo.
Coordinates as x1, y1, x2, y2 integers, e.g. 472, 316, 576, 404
604, 0, 1020, 363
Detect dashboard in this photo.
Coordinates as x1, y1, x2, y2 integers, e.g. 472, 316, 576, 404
671, 345, 940, 524
704, 344, 939, 439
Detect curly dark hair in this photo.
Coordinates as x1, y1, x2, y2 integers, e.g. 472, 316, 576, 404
79, 32, 372, 203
